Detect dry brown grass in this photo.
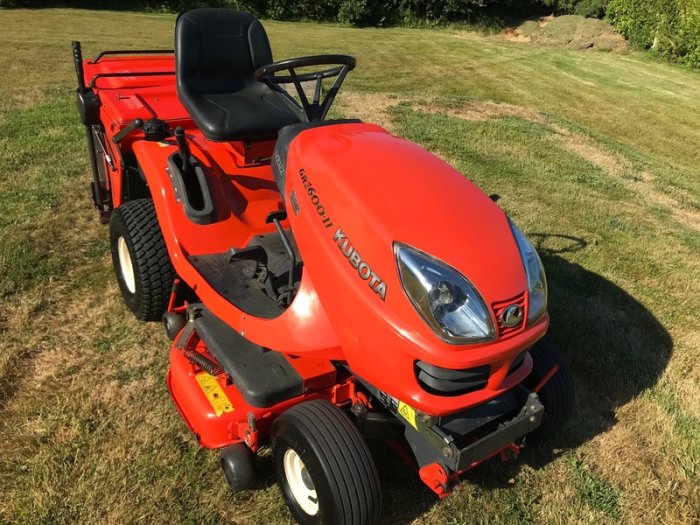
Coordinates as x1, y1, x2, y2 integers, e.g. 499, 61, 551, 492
335, 92, 400, 131
505, 15, 628, 52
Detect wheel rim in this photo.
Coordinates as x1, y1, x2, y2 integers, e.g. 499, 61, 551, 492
283, 448, 318, 516
117, 236, 136, 294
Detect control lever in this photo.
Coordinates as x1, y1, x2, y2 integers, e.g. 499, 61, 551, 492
266, 210, 297, 304
112, 118, 143, 144
174, 126, 192, 176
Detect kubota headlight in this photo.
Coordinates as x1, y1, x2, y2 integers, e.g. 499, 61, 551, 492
509, 220, 547, 324
395, 243, 495, 344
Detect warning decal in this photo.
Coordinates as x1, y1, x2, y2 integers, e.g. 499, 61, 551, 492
195, 373, 234, 417
397, 401, 418, 429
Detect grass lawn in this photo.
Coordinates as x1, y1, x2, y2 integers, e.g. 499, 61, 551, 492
0, 8, 698, 525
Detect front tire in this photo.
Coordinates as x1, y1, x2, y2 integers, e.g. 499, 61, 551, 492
525, 338, 575, 440
109, 199, 174, 321
271, 400, 382, 525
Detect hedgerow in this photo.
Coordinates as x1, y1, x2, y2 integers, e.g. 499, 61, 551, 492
607, 0, 700, 68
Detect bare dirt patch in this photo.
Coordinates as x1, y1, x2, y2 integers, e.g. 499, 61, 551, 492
336, 92, 400, 131
423, 100, 545, 124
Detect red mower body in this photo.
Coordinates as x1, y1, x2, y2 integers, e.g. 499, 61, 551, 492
73, 11, 572, 513
79, 55, 546, 416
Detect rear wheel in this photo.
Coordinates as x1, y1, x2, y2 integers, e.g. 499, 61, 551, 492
524, 338, 575, 440
109, 199, 174, 321
271, 400, 382, 525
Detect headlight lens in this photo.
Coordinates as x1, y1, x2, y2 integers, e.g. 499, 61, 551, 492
395, 244, 495, 344
509, 220, 547, 324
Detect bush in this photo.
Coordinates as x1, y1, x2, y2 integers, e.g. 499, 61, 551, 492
607, 0, 700, 68
310, 0, 494, 27
265, 0, 338, 21
572, 0, 608, 17
545, 0, 609, 18
337, 0, 390, 26
0, 0, 527, 27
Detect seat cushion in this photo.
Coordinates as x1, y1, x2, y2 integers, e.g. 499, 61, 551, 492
180, 81, 300, 141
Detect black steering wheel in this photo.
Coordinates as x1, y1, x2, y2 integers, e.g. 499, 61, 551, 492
255, 55, 356, 122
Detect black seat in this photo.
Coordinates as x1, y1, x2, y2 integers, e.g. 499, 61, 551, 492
175, 9, 300, 142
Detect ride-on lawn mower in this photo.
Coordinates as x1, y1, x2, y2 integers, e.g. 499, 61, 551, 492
73, 8, 574, 524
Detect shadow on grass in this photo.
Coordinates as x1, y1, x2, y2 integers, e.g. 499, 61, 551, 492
223, 234, 671, 525
372, 233, 673, 523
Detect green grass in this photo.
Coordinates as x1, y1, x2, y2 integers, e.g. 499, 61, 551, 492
570, 457, 621, 521
0, 8, 699, 525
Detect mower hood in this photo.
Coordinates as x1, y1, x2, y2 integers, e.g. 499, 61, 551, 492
282, 122, 531, 364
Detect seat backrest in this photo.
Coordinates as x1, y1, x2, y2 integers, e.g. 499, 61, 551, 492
175, 9, 273, 95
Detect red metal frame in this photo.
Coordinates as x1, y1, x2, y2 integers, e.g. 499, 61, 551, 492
81, 51, 551, 497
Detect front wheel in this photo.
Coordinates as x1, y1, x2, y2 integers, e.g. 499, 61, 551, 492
524, 338, 575, 440
109, 199, 174, 321
271, 400, 382, 525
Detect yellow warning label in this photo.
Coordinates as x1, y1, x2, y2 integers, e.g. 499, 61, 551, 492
397, 401, 417, 429
196, 373, 234, 417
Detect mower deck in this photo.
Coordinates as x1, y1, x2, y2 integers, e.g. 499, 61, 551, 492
169, 303, 340, 449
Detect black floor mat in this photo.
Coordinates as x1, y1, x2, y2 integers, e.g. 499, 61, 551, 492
188, 231, 301, 319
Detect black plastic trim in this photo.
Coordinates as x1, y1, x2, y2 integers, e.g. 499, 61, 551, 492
166, 152, 216, 225
76, 89, 101, 126
415, 361, 490, 396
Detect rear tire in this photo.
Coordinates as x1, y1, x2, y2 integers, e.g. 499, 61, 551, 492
524, 338, 575, 440
109, 199, 174, 321
271, 400, 382, 525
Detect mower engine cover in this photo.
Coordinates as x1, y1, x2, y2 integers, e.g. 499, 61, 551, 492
278, 122, 548, 415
